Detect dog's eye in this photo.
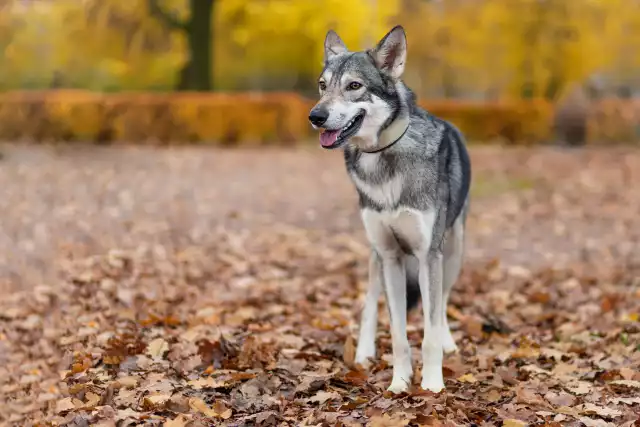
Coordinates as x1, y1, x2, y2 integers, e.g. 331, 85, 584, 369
347, 82, 363, 91
318, 81, 326, 91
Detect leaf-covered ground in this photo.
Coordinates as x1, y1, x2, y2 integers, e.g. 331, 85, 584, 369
1, 144, 639, 426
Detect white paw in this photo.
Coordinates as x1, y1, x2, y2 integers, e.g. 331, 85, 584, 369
354, 352, 375, 368
354, 341, 376, 366
442, 335, 458, 354
387, 377, 411, 394
420, 366, 445, 393
420, 378, 445, 393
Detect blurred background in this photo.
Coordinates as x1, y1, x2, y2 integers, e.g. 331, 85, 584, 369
1, 0, 640, 289
0, 0, 639, 144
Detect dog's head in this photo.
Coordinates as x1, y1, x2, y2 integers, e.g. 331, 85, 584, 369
309, 26, 409, 151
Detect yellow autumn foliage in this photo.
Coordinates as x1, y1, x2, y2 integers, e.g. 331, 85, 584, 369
0, 0, 637, 144
0, 91, 554, 144
0, 0, 638, 100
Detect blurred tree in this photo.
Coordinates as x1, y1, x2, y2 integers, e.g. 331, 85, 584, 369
148, 0, 215, 91
0, 0, 639, 98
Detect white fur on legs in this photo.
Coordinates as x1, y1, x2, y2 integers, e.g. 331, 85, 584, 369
381, 255, 413, 394
442, 308, 457, 354
419, 251, 445, 392
355, 252, 383, 366
442, 215, 464, 354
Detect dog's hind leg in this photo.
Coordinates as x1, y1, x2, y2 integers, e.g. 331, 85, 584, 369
355, 251, 383, 366
419, 249, 445, 392
442, 213, 465, 354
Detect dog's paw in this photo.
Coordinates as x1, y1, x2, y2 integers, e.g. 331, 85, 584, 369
420, 378, 445, 393
354, 348, 376, 368
442, 341, 458, 355
420, 366, 445, 393
442, 330, 458, 354
354, 355, 374, 369
387, 378, 411, 394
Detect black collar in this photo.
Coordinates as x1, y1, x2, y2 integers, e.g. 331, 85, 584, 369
360, 125, 409, 154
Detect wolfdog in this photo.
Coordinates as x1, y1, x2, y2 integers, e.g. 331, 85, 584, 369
308, 26, 471, 393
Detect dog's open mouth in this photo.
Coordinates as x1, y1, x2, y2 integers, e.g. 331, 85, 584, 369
319, 111, 365, 149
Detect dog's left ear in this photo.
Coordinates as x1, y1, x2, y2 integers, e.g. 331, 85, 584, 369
370, 25, 407, 79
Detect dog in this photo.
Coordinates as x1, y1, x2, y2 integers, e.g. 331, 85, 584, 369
308, 25, 471, 393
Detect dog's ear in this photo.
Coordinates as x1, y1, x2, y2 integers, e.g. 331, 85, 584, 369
324, 30, 348, 62
370, 25, 407, 79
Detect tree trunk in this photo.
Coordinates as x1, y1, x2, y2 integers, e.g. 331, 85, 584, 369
179, 0, 214, 91
148, 0, 215, 91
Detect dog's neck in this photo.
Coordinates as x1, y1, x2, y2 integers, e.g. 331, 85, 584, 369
361, 113, 410, 154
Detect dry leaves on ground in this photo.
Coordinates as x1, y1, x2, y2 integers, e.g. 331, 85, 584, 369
0, 145, 639, 426
1, 232, 639, 426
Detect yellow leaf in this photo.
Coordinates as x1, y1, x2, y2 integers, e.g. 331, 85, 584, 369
188, 397, 232, 419
457, 373, 478, 383
189, 397, 217, 417
503, 420, 527, 427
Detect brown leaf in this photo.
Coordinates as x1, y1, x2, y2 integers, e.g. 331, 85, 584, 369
188, 397, 218, 417
55, 397, 76, 413
343, 334, 355, 365
307, 390, 341, 405
82, 391, 101, 409
580, 403, 622, 419
165, 415, 192, 427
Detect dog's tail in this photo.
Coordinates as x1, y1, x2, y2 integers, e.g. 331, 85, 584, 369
407, 275, 421, 311
406, 256, 421, 311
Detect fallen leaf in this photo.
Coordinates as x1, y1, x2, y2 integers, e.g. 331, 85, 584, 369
609, 397, 640, 406
578, 417, 615, 427
581, 403, 622, 418
146, 338, 169, 359
457, 373, 477, 383
187, 377, 228, 390
343, 334, 355, 365
188, 397, 218, 417
164, 414, 192, 427
188, 397, 231, 419
566, 381, 592, 395
117, 376, 139, 388
83, 392, 101, 409
483, 388, 502, 403
144, 394, 171, 408
503, 419, 528, 427
56, 397, 76, 413
307, 390, 341, 405
610, 380, 640, 389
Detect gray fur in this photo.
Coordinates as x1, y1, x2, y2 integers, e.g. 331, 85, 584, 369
310, 26, 471, 394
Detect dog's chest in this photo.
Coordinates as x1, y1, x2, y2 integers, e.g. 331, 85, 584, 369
349, 154, 404, 208
361, 208, 435, 256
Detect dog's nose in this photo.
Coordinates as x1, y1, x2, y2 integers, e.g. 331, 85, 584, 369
309, 108, 329, 126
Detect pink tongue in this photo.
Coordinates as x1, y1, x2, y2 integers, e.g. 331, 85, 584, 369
320, 130, 340, 147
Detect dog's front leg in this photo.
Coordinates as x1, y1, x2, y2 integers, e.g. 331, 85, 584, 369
355, 251, 383, 366
418, 250, 445, 392
381, 254, 413, 393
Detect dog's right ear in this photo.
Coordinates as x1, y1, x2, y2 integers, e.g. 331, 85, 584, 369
324, 30, 348, 62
